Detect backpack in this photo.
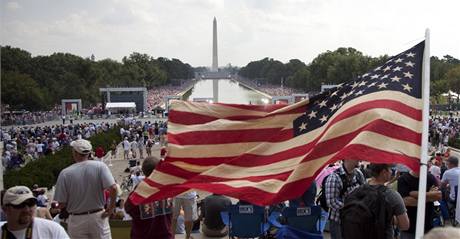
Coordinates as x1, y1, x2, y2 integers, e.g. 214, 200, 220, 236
316, 169, 349, 212
340, 184, 391, 239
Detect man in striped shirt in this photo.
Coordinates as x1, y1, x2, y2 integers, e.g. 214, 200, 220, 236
325, 159, 366, 239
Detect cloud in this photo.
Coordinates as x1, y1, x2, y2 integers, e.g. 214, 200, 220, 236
1, 0, 459, 67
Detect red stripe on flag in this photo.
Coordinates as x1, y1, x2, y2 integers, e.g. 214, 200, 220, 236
169, 104, 306, 125
168, 111, 219, 125
168, 128, 293, 145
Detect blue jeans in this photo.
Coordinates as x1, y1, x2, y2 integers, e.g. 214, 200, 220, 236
329, 220, 342, 239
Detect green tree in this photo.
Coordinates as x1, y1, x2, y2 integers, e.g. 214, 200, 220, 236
445, 65, 460, 103
288, 67, 311, 90
307, 47, 374, 90
1, 46, 33, 73
1, 71, 46, 110
431, 79, 448, 104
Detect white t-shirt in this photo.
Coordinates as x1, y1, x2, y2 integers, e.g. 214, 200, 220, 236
0, 217, 69, 239
35, 144, 44, 153
442, 167, 460, 200
123, 140, 131, 151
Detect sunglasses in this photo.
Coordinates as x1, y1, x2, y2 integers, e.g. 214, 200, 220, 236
8, 200, 37, 209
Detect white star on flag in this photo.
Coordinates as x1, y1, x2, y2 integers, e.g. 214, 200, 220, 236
378, 82, 388, 89
319, 115, 328, 123
403, 72, 414, 79
308, 111, 317, 119
371, 74, 380, 79
402, 83, 413, 92
368, 82, 377, 87
330, 104, 338, 111
405, 61, 415, 67
299, 122, 307, 131
393, 66, 402, 72
318, 100, 327, 108
391, 76, 401, 82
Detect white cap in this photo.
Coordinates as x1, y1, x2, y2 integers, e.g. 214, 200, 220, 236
3, 186, 36, 206
70, 139, 92, 154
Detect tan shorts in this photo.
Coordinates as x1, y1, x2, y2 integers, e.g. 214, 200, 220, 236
172, 197, 198, 222
68, 210, 111, 239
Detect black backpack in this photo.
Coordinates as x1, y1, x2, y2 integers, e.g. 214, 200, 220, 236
340, 184, 391, 239
316, 170, 349, 212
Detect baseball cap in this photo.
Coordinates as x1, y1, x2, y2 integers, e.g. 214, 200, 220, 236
3, 186, 37, 206
70, 139, 92, 154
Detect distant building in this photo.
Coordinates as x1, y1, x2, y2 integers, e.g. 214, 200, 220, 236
99, 87, 147, 113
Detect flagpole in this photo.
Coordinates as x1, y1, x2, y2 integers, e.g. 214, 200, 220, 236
415, 28, 430, 239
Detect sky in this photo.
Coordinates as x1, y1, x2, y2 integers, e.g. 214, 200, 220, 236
1, 0, 459, 67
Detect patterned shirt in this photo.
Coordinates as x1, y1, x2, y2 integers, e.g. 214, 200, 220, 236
325, 166, 365, 222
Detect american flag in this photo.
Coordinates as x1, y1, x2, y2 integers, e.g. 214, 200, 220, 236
130, 41, 425, 206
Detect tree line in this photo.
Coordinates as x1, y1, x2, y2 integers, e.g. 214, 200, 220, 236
2, 45, 459, 111
239, 48, 460, 103
1, 46, 194, 111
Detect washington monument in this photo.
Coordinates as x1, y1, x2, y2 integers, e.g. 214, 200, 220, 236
212, 17, 218, 72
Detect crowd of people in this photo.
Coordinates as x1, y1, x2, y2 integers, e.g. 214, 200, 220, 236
0, 110, 459, 238
429, 115, 460, 151
235, 76, 302, 97
0, 122, 116, 170
1, 111, 61, 126
147, 83, 195, 111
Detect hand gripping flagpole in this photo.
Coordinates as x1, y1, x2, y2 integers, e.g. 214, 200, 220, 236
415, 28, 430, 239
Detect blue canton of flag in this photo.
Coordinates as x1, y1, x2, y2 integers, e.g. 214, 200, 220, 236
294, 41, 425, 136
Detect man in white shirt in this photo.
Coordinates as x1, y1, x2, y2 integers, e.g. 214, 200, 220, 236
54, 139, 117, 239
35, 142, 45, 158
122, 137, 130, 160
441, 156, 460, 201
0, 186, 69, 239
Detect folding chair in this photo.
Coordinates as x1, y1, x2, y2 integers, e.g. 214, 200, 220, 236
267, 208, 323, 239
220, 204, 269, 238
282, 205, 322, 233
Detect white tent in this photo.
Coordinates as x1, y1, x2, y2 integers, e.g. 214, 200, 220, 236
105, 102, 136, 113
